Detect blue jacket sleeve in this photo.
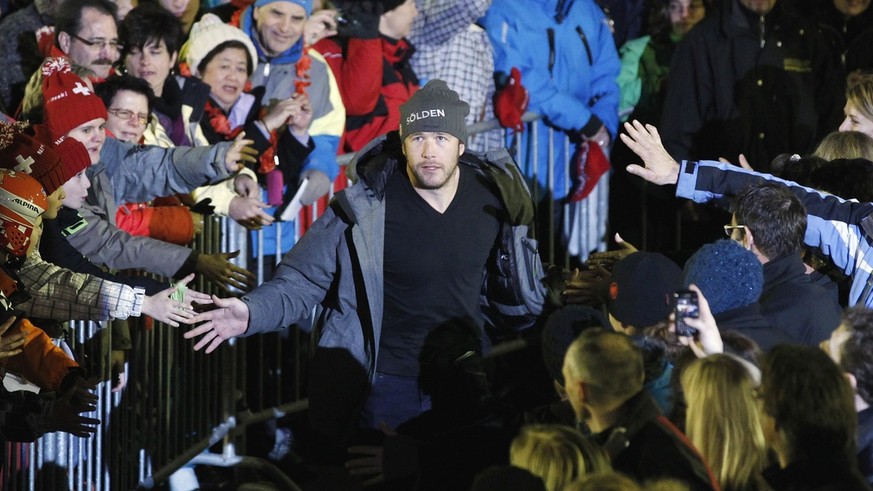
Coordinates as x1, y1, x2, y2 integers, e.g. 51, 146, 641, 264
676, 159, 873, 305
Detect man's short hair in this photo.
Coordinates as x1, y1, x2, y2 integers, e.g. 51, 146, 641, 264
837, 307, 873, 406
761, 345, 856, 464
55, 0, 118, 48
565, 329, 644, 407
733, 183, 806, 259
120, 4, 183, 56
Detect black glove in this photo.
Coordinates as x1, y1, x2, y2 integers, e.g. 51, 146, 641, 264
189, 198, 215, 215
336, 0, 384, 39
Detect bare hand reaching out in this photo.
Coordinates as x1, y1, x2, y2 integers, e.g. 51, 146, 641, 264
621, 120, 681, 185
184, 295, 251, 353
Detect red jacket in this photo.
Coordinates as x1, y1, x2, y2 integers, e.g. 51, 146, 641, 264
314, 36, 418, 152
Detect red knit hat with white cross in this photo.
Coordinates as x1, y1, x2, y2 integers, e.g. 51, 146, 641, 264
41, 57, 108, 143
0, 121, 66, 195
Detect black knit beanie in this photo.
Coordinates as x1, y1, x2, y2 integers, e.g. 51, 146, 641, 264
399, 79, 470, 143
607, 251, 682, 328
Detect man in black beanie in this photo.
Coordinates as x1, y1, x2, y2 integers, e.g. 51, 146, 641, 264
186, 80, 544, 451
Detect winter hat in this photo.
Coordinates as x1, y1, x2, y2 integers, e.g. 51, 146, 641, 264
182, 14, 258, 77
683, 239, 763, 315
41, 58, 108, 143
0, 170, 47, 258
53, 136, 93, 182
607, 251, 682, 328
0, 121, 66, 195
399, 79, 470, 143
253, 0, 312, 15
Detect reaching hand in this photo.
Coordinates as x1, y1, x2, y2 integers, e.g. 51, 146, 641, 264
185, 296, 250, 353
225, 132, 258, 172
585, 233, 639, 270
60, 376, 99, 410
141, 275, 200, 327
228, 196, 275, 230
0, 315, 25, 359
44, 397, 100, 437
195, 251, 256, 292
621, 120, 681, 185
562, 265, 612, 306
234, 174, 260, 198
286, 93, 314, 137
305, 9, 339, 44
718, 153, 753, 170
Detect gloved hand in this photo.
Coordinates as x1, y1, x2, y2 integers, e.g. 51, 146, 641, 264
335, 0, 384, 39
299, 169, 332, 206
494, 67, 529, 133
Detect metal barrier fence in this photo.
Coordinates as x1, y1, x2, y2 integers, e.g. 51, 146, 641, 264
1, 116, 609, 490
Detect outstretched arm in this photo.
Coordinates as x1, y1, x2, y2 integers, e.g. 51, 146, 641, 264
184, 296, 250, 353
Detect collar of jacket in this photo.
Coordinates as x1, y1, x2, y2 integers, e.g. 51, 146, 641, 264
589, 390, 660, 457
713, 301, 768, 328
382, 36, 415, 67
342, 131, 534, 226
722, 0, 784, 39
762, 253, 809, 290
240, 6, 304, 65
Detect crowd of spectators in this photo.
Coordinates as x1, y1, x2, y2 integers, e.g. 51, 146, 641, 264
0, 0, 871, 489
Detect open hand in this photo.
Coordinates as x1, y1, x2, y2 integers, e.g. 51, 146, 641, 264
229, 196, 275, 230
184, 295, 250, 353
225, 132, 258, 172
195, 251, 256, 292
585, 233, 639, 270
621, 120, 681, 185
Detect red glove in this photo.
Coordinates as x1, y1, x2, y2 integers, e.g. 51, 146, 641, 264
494, 67, 529, 133
569, 141, 611, 202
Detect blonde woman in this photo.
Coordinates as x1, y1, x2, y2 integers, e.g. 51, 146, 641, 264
814, 130, 873, 161
510, 424, 610, 491
681, 354, 768, 491
840, 78, 873, 139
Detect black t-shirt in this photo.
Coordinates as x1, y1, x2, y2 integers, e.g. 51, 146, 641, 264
379, 164, 501, 375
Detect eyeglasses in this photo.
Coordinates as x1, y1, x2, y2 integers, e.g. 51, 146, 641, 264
108, 108, 148, 126
724, 224, 747, 237
70, 33, 123, 51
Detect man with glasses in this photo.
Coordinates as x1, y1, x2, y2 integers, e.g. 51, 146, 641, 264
723, 183, 840, 345
55, 0, 121, 81
623, 121, 842, 345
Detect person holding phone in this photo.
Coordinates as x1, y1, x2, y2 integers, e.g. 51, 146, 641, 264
681, 239, 792, 351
